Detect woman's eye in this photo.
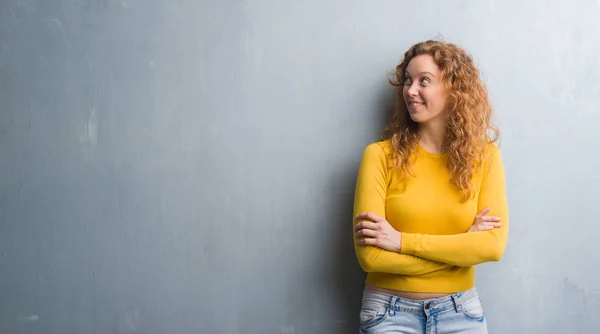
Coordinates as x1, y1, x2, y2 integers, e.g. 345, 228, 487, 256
420, 78, 431, 84
403, 77, 411, 85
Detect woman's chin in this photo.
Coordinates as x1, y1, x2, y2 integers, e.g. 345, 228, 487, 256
409, 113, 425, 123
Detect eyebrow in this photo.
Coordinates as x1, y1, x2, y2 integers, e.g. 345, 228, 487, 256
404, 71, 436, 78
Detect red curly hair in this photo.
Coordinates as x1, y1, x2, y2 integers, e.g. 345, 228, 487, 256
382, 40, 499, 201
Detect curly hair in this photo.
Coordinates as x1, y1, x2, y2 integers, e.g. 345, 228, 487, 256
382, 40, 499, 201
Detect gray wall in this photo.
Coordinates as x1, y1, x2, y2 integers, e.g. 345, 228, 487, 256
1, 1, 599, 333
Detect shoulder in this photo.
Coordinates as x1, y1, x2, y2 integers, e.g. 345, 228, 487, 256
358, 140, 395, 171
482, 141, 505, 171
361, 139, 393, 158
485, 142, 502, 159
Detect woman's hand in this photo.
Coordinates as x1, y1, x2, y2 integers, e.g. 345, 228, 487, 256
468, 207, 502, 232
354, 212, 402, 253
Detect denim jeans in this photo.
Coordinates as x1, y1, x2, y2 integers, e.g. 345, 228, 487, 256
359, 288, 487, 333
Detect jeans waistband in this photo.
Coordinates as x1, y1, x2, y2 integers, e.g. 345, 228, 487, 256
362, 287, 479, 316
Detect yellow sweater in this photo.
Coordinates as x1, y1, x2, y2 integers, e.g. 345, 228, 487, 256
353, 140, 509, 293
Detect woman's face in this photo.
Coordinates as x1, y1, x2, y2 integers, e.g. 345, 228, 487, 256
402, 54, 449, 125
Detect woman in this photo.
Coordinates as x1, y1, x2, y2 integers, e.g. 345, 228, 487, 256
352, 40, 509, 333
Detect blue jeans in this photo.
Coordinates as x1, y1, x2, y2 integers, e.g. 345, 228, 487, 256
359, 288, 488, 333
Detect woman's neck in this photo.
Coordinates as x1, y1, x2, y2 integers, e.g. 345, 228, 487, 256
418, 122, 447, 154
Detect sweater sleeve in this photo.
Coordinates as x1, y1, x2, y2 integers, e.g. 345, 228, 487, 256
353, 143, 455, 275
400, 145, 509, 267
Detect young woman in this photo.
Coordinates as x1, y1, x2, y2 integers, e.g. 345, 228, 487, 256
352, 40, 509, 333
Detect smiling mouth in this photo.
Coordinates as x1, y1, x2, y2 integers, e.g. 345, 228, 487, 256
408, 102, 425, 108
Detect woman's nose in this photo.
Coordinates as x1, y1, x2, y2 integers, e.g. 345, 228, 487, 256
407, 83, 419, 96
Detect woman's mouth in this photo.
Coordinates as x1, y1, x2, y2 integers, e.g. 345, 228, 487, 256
407, 101, 425, 111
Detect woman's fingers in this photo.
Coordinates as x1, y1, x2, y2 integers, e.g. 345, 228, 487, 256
475, 224, 492, 231
480, 215, 501, 222
357, 238, 377, 246
355, 228, 377, 238
469, 220, 502, 232
353, 221, 378, 232
356, 212, 384, 222
479, 222, 502, 231
475, 207, 491, 219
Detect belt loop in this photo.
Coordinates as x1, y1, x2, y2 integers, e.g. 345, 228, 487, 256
389, 296, 398, 316
451, 294, 462, 313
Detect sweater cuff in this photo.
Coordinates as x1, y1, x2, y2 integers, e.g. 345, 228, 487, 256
401, 232, 419, 255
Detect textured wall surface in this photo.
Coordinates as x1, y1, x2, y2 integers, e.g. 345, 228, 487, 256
1, 1, 600, 333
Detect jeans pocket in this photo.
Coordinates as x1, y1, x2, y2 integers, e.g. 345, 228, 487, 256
359, 300, 389, 330
461, 295, 485, 321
